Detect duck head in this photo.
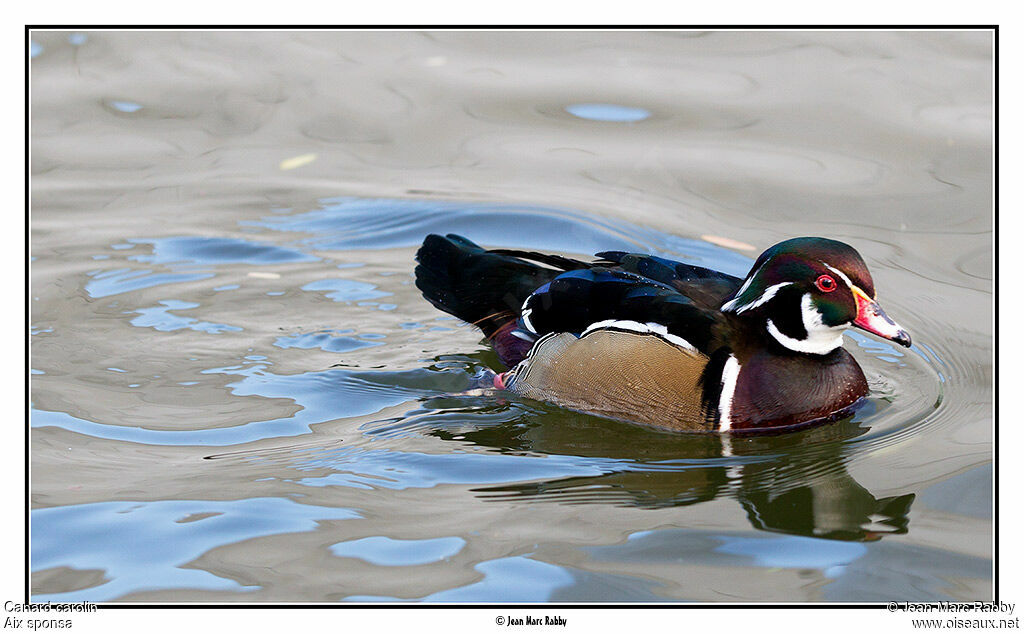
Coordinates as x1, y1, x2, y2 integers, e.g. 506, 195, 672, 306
721, 237, 911, 355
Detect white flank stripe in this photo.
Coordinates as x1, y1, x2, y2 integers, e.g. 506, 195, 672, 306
581, 318, 624, 334
642, 322, 698, 351
718, 355, 741, 432
581, 319, 696, 351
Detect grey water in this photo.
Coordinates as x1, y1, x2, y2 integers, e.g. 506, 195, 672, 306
30, 30, 992, 602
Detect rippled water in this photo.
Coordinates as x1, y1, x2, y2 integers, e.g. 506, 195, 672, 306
30, 30, 992, 602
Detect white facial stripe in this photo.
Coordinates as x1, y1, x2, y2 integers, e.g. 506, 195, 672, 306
766, 293, 846, 355
721, 261, 766, 312
725, 282, 792, 314
822, 262, 853, 289
718, 355, 741, 431
581, 319, 696, 352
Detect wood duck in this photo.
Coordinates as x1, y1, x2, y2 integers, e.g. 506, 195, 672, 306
414, 234, 911, 433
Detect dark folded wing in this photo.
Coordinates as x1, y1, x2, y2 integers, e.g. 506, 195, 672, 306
595, 251, 743, 310
520, 268, 719, 354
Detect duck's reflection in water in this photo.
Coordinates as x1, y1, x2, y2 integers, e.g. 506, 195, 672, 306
433, 407, 914, 542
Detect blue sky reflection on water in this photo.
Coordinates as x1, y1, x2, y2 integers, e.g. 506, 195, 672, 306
344, 556, 575, 602
565, 103, 652, 122
32, 498, 360, 602
107, 100, 144, 113
715, 535, 867, 579
329, 536, 466, 566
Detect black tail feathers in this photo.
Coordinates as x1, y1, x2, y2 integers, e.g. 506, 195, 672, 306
414, 234, 564, 337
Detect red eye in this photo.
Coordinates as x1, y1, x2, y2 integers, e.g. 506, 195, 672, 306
815, 275, 837, 293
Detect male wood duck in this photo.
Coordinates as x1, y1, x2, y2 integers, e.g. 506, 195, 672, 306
414, 234, 911, 433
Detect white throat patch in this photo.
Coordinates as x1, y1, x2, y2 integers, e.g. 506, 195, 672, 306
766, 293, 846, 355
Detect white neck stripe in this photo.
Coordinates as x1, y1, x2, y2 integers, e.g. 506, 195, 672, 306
718, 355, 741, 431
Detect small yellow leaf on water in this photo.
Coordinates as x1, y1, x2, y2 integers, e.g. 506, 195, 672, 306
279, 153, 317, 170
701, 235, 757, 251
